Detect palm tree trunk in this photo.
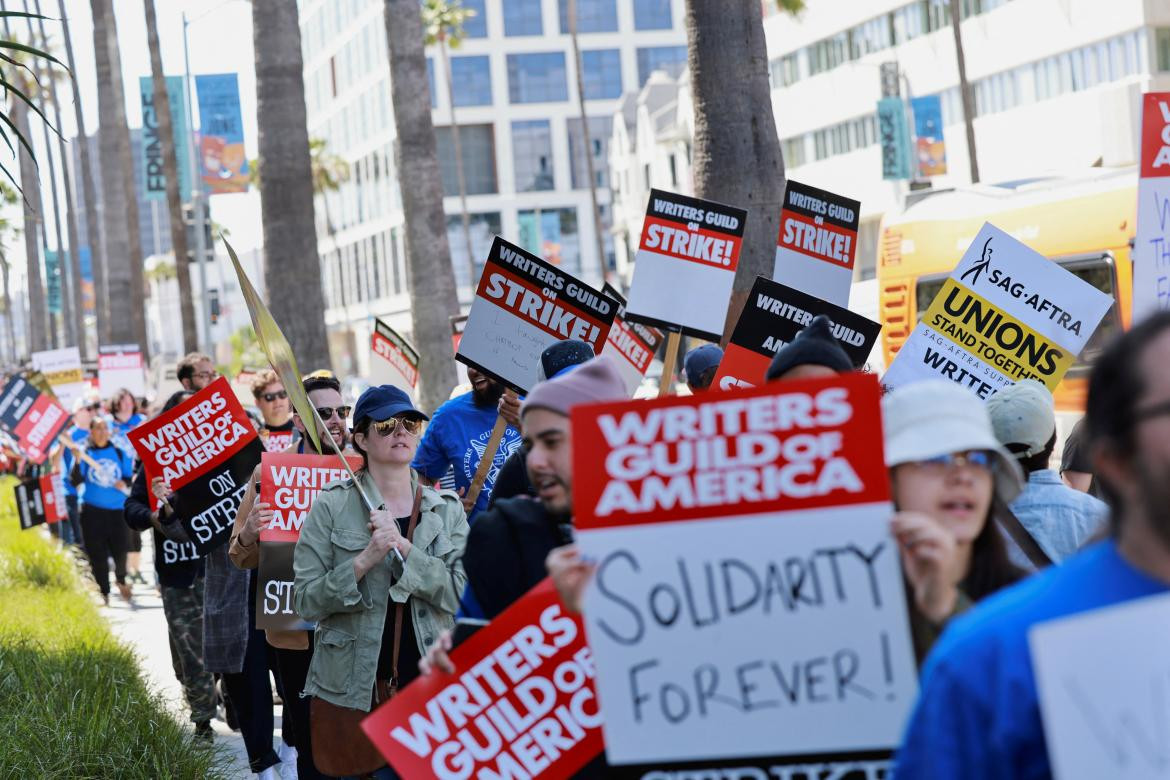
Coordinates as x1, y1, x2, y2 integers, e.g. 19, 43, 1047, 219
382, 0, 460, 412
685, 0, 785, 344
252, 0, 331, 371
567, 0, 607, 282
950, 0, 979, 184
61, 0, 106, 347
13, 100, 48, 354
144, 0, 197, 353
0, 256, 14, 362
38, 0, 86, 358
91, 0, 148, 355
438, 39, 475, 291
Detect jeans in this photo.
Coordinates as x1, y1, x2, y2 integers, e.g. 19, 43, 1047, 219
273, 640, 325, 779
80, 504, 129, 596
63, 494, 83, 546
222, 625, 280, 773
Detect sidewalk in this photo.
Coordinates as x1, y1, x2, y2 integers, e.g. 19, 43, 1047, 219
96, 541, 286, 779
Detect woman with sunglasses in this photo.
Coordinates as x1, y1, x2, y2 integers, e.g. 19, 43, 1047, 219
882, 379, 1026, 662
294, 385, 469, 779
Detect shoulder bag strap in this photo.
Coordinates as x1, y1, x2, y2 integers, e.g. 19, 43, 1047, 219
995, 497, 1053, 569
390, 486, 425, 687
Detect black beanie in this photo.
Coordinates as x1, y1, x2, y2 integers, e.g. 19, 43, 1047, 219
765, 314, 853, 381
538, 339, 596, 382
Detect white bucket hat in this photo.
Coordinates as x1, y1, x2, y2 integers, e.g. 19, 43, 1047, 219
882, 379, 1024, 504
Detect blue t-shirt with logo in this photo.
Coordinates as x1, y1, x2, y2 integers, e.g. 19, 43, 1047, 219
893, 540, 1167, 780
110, 413, 144, 461
62, 426, 90, 498
78, 443, 134, 510
411, 391, 521, 521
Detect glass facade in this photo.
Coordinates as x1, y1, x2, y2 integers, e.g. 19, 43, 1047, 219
512, 120, 555, 192
567, 116, 611, 190
557, 0, 618, 34
518, 207, 580, 275
502, 0, 542, 36
633, 0, 672, 30
507, 52, 569, 103
435, 124, 498, 195
581, 49, 623, 99
448, 212, 503, 289
450, 55, 493, 107
636, 45, 688, 86
462, 0, 488, 38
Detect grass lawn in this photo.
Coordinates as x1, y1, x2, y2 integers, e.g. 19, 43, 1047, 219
0, 478, 232, 779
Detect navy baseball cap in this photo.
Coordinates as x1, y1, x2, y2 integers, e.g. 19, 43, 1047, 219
352, 385, 429, 426
684, 344, 723, 381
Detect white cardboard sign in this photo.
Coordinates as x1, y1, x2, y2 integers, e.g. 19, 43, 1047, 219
600, 284, 664, 396
773, 180, 860, 307
1030, 592, 1170, 780
624, 189, 747, 342
31, 347, 85, 410
882, 222, 1113, 399
97, 344, 147, 398
1132, 93, 1170, 322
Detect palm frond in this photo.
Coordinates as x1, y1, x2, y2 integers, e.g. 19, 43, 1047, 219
0, 39, 68, 74
0, 107, 38, 171
0, 75, 63, 142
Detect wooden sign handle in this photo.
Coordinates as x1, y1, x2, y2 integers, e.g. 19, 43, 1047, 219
463, 389, 517, 510
658, 331, 682, 398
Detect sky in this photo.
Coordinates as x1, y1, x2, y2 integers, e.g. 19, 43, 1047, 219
6, 0, 264, 265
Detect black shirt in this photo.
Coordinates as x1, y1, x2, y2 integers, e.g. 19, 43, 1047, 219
123, 467, 204, 588
376, 516, 421, 688
488, 449, 535, 508
1060, 419, 1102, 498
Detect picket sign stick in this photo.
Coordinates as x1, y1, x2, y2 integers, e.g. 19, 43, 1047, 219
463, 389, 517, 510
308, 404, 406, 566
658, 331, 682, 398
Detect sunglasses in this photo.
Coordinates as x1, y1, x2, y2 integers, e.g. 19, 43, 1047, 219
315, 405, 351, 421
371, 417, 424, 438
914, 449, 994, 472
261, 390, 288, 402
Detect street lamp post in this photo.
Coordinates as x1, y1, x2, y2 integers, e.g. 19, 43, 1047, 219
181, 10, 213, 355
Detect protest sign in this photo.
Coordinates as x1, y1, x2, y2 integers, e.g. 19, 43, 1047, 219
450, 314, 468, 353
361, 578, 605, 779
1131, 92, 1170, 322
773, 181, 861, 307
714, 276, 881, 391
882, 222, 1114, 398
256, 451, 362, 631
98, 344, 146, 398
571, 373, 917, 767
129, 376, 263, 554
1030, 592, 1170, 780
370, 318, 419, 391
0, 375, 70, 464
31, 347, 85, 411
624, 190, 747, 342
15, 477, 46, 530
600, 284, 664, 396
457, 236, 616, 395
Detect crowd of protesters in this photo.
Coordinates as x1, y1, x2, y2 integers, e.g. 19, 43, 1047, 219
12, 298, 1168, 779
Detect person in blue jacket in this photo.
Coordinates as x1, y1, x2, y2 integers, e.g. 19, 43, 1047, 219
70, 415, 135, 605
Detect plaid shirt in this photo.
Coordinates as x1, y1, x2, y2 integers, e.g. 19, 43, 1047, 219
201, 543, 251, 674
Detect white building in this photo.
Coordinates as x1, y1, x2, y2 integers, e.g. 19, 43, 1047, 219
298, 0, 688, 377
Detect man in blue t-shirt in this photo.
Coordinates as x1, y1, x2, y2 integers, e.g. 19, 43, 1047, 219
412, 366, 521, 522
893, 313, 1170, 779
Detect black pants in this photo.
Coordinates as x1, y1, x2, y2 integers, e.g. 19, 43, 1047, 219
274, 640, 325, 779
80, 505, 129, 596
222, 626, 281, 773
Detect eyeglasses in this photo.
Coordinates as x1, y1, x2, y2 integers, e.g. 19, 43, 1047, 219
1135, 400, 1170, 424
85, 403, 101, 412
914, 449, 994, 473
193, 370, 217, 381
372, 417, 423, 438
261, 390, 288, 403
315, 405, 351, 421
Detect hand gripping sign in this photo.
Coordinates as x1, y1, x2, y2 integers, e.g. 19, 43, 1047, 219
371, 317, 420, 392
600, 284, 664, 396
129, 376, 264, 555
624, 189, 747, 342
256, 451, 362, 631
714, 276, 881, 391
571, 373, 918, 771
1132, 92, 1170, 322
882, 222, 1114, 399
773, 180, 861, 308
0, 374, 70, 465
361, 578, 605, 779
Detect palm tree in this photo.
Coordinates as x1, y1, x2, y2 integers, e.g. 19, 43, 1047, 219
0, 181, 20, 361
422, 0, 476, 291
143, 0, 196, 353
251, 0, 331, 371
565, 0, 606, 281
11, 96, 46, 353
308, 137, 350, 236
382, 0, 461, 413
685, 0, 786, 344
59, 0, 104, 347
91, 0, 147, 353
35, 1, 85, 358
0, 9, 66, 191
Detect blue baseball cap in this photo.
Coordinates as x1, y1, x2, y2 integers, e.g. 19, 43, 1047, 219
352, 385, 429, 426
684, 344, 723, 383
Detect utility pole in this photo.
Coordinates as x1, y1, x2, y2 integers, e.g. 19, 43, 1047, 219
950, 0, 980, 184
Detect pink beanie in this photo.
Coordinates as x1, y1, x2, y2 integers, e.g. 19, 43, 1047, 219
521, 355, 628, 418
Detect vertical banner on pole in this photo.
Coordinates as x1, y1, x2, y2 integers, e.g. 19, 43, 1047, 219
911, 95, 947, 177
194, 73, 249, 195
878, 97, 911, 181
139, 75, 192, 201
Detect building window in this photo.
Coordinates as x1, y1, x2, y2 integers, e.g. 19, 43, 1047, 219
769, 53, 800, 88
567, 116, 611, 189
636, 45, 688, 86
633, 0, 671, 30
558, 0, 618, 33
435, 124, 498, 195
448, 212, 502, 290
502, 0, 542, 36
507, 52, 568, 103
517, 207, 580, 274
782, 137, 806, 168
462, 0, 487, 38
450, 55, 492, 107
1157, 28, 1170, 72
580, 49, 622, 99
512, 120, 555, 192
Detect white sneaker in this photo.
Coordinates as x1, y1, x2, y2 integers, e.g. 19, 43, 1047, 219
278, 743, 299, 780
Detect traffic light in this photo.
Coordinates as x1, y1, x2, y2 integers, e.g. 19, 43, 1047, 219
181, 201, 214, 263
209, 288, 220, 324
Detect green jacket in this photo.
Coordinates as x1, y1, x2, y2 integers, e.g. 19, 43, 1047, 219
293, 471, 468, 711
